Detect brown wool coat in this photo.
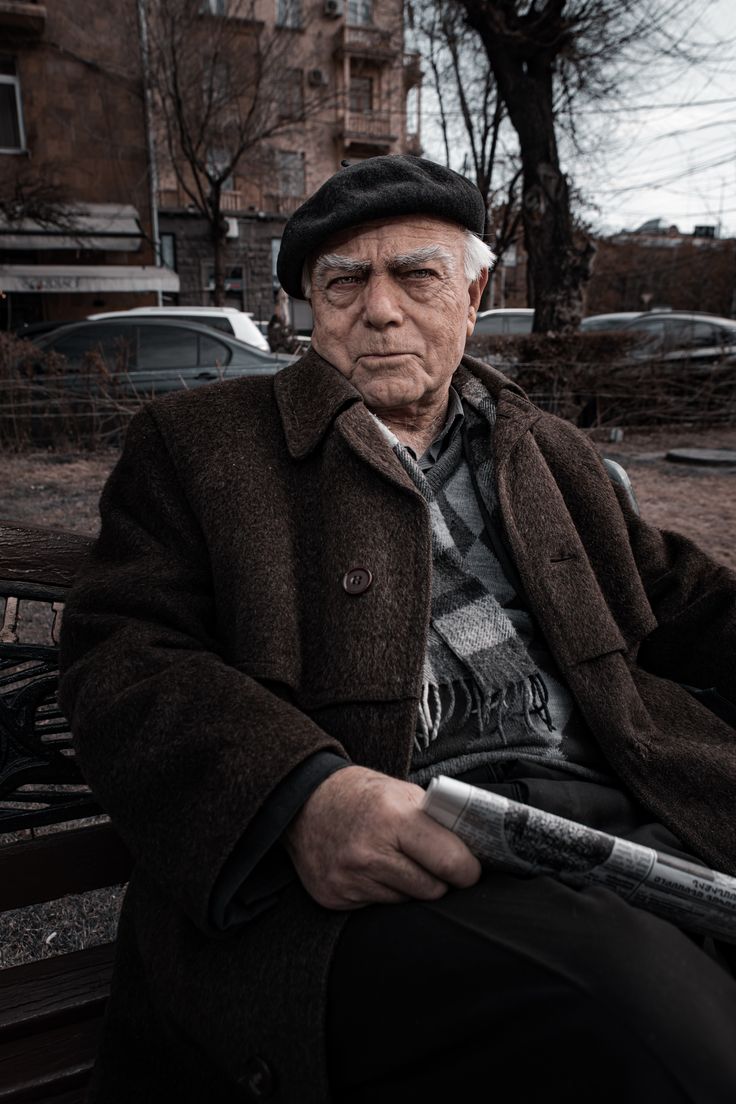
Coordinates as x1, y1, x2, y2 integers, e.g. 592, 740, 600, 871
59, 351, 736, 1102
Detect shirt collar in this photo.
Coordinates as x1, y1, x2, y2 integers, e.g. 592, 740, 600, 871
367, 385, 465, 470
409, 385, 465, 470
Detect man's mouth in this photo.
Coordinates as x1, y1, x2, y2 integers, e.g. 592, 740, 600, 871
358, 352, 412, 360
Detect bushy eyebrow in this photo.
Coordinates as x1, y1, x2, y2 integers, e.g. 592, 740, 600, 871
389, 245, 455, 273
312, 253, 370, 288
312, 244, 454, 288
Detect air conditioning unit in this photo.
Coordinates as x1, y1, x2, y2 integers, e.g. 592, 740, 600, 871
323, 0, 342, 17
225, 217, 239, 239
307, 68, 329, 87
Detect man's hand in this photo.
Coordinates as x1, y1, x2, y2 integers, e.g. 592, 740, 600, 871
283, 765, 482, 910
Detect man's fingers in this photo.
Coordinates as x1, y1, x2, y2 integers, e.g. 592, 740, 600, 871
284, 765, 481, 909
398, 813, 483, 889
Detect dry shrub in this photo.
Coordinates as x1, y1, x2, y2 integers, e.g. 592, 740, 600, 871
0, 332, 145, 451
465, 332, 736, 428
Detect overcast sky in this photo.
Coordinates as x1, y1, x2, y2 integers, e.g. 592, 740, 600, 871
580, 0, 736, 237
417, 1, 736, 240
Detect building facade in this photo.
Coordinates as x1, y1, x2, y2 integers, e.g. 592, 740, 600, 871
0, 0, 176, 332
156, 0, 422, 327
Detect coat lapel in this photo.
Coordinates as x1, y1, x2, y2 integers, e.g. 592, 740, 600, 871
273, 348, 429, 496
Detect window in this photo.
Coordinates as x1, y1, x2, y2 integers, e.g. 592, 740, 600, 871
274, 150, 305, 197
0, 58, 25, 152
629, 317, 666, 353
349, 75, 373, 113
279, 70, 304, 120
347, 0, 372, 24
201, 0, 228, 13
137, 325, 199, 370
207, 59, 231, 103
276, 0, 302, 28
507, 312, 532, 335
669, 320, 736, 351
197, 332, 233, 367
206, 148, 234, 190
205, 266, 243, 293
160, 233, 177, 272
50, 325, 136, 372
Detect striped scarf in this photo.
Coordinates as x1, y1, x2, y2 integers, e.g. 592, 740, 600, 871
376, 375, 553, 750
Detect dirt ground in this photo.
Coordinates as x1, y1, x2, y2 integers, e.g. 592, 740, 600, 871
598, 425, 736, 572
1, 424, 735, 566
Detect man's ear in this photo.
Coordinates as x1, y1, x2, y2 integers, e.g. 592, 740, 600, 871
472, 269, 489, 313
467, 269, 489, 321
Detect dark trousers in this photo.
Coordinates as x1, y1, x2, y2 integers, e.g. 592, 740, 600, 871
326, 766, 736, 1103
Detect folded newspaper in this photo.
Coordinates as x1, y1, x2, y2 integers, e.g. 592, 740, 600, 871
422, 775, 736, 944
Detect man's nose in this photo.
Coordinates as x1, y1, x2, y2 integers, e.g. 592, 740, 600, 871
361, 275, 403, 328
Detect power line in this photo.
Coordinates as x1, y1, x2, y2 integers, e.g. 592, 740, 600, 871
576, 95, 736, 115
596, 152, 736, 196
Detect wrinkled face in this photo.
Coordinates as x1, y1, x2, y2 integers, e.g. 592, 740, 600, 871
308, 216, 485, 412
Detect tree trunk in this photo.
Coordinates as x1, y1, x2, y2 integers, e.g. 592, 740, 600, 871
211, 222, 227, 307
459, 2, 594, 332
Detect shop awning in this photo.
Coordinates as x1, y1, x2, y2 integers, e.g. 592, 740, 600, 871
0, 264, 180, 293
0, 204, 143, 252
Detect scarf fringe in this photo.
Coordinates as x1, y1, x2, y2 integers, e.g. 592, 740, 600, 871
415, 672, 554, 752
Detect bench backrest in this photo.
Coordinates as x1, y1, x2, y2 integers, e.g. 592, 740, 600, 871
0, 521, 132, 912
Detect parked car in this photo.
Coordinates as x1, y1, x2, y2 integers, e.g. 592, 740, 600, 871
28, 317, 294, 397
619, 312, 736, 365
14, 319, 77, 340
472, 308, 534, 336
580, 312, 647, 332
87, 306, 270, 351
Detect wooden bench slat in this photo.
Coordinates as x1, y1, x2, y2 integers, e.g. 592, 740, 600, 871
0, 1017, 101, 1103
0, 824, 132, 911
0, 525, 92, 591
0, 944, 115, 1040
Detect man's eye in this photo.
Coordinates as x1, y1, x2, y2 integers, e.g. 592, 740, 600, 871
329, 274, 363, 287
404, 268, 435, 279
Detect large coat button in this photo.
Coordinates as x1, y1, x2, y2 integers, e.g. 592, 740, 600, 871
240, 1055, 275, 1099
342, 566, 372, 595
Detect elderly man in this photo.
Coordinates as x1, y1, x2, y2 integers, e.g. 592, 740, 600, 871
60, 156, 736, 1103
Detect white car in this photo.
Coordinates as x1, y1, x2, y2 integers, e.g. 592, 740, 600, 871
88, 306, 269, 351
472, 308, 534, 336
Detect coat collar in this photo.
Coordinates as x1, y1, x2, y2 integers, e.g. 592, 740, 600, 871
273, 348, 362, 460
273, 346, 540, 464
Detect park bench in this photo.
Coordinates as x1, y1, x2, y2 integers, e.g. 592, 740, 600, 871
0, 521, 132, 1104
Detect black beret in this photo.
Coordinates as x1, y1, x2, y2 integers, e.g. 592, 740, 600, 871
277, 155, 486, 300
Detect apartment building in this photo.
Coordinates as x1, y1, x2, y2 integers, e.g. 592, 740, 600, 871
157, 0, 422, 324
0, 0, 175, 331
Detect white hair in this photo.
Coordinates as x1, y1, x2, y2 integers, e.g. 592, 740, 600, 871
463, 229, 495, 281
301, 228, 494, 298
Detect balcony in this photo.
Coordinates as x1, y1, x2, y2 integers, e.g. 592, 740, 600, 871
263, 194, 305, 217
334, 24, 399, 63
158, 187, 244, 212
220, 190, 244, 212
340, 110, 396, 154
0, 1, 46, 36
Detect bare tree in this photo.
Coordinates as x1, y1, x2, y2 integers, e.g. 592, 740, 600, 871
0, 160, 79, 233
412, 0, 523, 305
449, 0, 713, 332
145, 0, 331, 304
